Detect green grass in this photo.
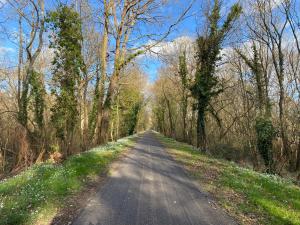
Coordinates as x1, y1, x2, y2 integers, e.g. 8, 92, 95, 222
0, 135, 137, 225
156, 133, 300, 225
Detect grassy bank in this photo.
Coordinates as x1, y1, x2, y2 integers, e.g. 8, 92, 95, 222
0, 135, 137, 225
156, 133, 300, 225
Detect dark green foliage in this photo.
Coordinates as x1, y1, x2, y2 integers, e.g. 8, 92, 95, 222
18, 69, 45, 132
153, 103, 166, 134
88, 72, 100, 140
255, 117, 275, 172
50, 86, 78, 140
47, 5, 85, 143
179, 52, 188, 88
118, 50, 144, 71
191, 0, 242, 150
126, 102, 141, 135
252, 45, 266, 112
179, 51, 189, 141
18, 77, 29, 127
29, 71, 45, 130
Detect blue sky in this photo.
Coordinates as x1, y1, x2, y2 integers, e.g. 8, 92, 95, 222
133, 0, 240, 82
134, 0, 201, 82
0, 0, 237, 81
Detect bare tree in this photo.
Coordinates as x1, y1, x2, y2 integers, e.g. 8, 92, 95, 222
248, 0, 290, 160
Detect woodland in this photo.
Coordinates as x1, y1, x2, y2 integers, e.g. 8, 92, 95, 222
152, 0, 300, 178
0, 0, 299, 181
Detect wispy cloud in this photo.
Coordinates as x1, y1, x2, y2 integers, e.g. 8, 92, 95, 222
0, 46, 14, 55
141, 36, 195, 59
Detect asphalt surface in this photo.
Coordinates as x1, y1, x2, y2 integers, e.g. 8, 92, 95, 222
73, 131, 237, 225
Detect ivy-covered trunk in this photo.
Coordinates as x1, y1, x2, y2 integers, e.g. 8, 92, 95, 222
99, 106, 110, 143
296, 140, 300, 171
255, 117, 275, 173
47, 5, 85, 156
236, 45, 275, 173
88, 70, 100, 141
99, 72, 118, 143
191, 1, 242, 153
127, 103, 141, 135
182, 100, 188, 141
179, 52, 189, 142
197, 103, 207, 151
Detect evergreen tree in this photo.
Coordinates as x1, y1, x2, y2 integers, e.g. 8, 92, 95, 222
47, 5, 85, 154
191, 0, 242, 151
178, 51, 189, 141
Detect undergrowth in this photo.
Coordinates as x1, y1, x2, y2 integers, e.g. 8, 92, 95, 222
156, 133, 300, 225
0, 135, 136, 225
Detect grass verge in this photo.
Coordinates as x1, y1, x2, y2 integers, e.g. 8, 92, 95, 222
155, 133, 300, 225
0, 135, 137, 225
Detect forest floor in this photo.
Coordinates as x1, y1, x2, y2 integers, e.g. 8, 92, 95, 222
1, 131, 300, 225
156, 133, 300, 225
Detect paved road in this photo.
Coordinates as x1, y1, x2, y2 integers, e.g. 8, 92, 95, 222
73, 131, 237, 225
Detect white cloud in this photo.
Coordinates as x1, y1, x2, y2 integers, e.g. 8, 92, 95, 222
0, 46, 14, 55
142, 36, 195, 59
272, 0, 285, 9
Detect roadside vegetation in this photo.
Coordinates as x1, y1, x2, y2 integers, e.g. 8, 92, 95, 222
0, 0, 156, 176
151, 0, 300, 180
156, 133, 300, 225
0, 0, 299, 224
0, 135, 136, 225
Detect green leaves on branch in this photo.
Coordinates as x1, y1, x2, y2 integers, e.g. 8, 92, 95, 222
255, 116, 275, 172
191, 0, 242, 149
179, 51, 189, 88
29, 70, 45, 130
18, 69, 45, 132
126, 102, 142, 135
220, 4, 242, 36
47, 5, 85, 142
192, 1, 242, 102
116, 50, 145, 72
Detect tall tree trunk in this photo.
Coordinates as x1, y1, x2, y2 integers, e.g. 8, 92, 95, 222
182, 103, 187, 141
181, 92, 188, 141
276, 43, 290, 161
162, 87, 174, 138
278, 76, 289, 159
189, 108, 196, 145
116, 92, 120, 139
17, 15, 23, 111
166, 98, 174, 138
95, 0, 110, 144
197, 104, 207, 151
99, 74, 118, 143
296, 138, 300, 170
80, 76, 89, 149
99, 16, 123, 143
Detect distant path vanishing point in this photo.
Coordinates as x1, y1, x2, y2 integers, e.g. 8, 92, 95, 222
73, 131, 237, 225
